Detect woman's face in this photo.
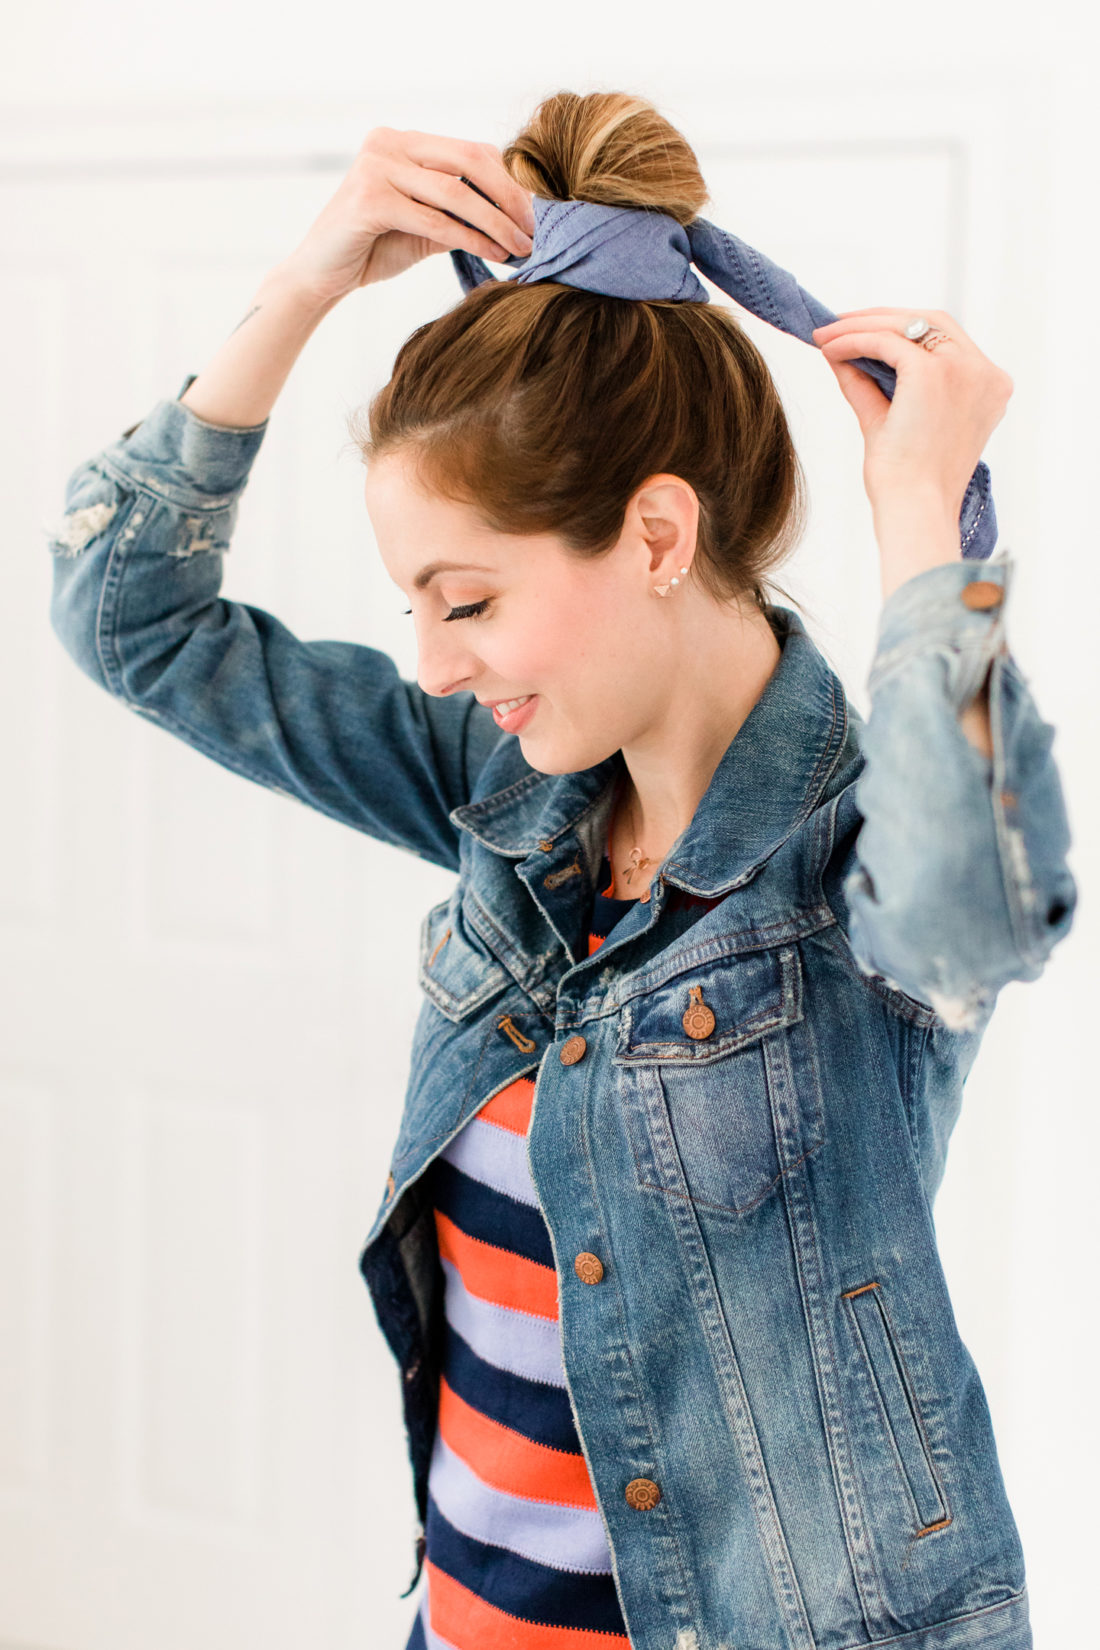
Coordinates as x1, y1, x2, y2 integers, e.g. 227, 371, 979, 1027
363, 447, 703, 776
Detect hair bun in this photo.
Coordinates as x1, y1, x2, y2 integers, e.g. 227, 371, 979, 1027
502, 90, 709, 226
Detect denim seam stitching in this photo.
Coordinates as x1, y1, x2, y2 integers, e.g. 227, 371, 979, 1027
833, 1582, 1027, 1650
873, 1288, 952, 1525
843, 1288, 949, 1532
574, 1063, 698, 1623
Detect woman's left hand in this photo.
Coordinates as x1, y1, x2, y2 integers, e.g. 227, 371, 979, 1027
811, 308, 1014, 523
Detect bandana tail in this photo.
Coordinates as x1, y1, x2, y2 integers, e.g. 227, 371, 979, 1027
687, 218, 995, 559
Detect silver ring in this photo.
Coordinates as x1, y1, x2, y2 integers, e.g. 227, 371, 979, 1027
905, 317, 931, 341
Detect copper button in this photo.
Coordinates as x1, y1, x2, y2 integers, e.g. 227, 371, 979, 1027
961, 580, 1003, 611
624, 1477, 661, 1510
574, 1252, 604, 1285
386, 1172, 396, 1199
681, 985, 715, 1040
560, 1034, 588, 1065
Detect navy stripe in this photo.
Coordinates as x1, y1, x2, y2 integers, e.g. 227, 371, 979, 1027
443, 1320, 581, 1453
425, 1494, 629, 1634
592, 851, 639, 932
402, 1608, 426, 1650
431, 1157, 555, 1269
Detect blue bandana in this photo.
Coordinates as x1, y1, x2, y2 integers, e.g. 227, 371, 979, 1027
450, 193, 995, 561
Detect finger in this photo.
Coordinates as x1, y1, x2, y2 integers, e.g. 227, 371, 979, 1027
831, 307, 958, 326
832, 307, 946, 319
390, 162, 531, 260
826, 355, 892, 436
816, 328, 923, 370
816, 310, 965, 347
404, 131, 536, 240
475, 144, 539, 236
384, 180, 514, 262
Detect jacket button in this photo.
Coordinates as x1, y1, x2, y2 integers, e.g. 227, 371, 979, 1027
682, 985, 715, 1040
386, 1172, 396, 1199
574, 1252, 604, 1284
625, 1477, 661, 1510
560, 1034, 588, 1065
960, 580, 1004, 610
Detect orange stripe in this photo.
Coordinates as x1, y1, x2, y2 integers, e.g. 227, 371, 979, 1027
426, 1560, 630, 1650
478, 1076, 536, 1135
438, 1374, 597, 1508
435, 1209, 559, 1321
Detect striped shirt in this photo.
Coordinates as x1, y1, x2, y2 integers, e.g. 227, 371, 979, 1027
406, 848, 726, 1650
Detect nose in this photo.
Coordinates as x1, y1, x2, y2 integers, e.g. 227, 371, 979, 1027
414, 619, 479, 698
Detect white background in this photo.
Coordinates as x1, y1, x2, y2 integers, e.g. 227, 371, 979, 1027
2, 3, 1097, 1646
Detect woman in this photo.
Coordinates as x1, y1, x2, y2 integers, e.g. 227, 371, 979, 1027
48, 92, 1074, 1650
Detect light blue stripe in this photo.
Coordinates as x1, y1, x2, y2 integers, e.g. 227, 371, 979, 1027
428, 1431, 614, 1574
441, 1257, 566, 1388
441, 1115, 539, 1208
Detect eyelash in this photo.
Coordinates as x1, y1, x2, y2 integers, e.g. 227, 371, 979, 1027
402, 599, 492, 623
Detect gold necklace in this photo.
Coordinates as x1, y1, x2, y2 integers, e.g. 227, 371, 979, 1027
610, 778, 657, 889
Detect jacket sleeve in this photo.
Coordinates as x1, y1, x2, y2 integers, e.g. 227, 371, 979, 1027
841, 555, 1077, 1030
46, 377, 503, 874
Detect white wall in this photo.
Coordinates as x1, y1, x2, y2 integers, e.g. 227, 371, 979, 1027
3, 4, 1097, 1646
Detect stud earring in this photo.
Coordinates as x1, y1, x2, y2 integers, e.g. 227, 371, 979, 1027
653, 566, 690, 598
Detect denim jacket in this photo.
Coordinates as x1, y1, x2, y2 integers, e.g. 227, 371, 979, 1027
47, 381, 1076, 1650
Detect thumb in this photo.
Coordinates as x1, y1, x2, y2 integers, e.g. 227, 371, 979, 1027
824, 354, 892, 438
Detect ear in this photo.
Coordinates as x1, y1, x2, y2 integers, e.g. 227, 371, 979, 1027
630, 474, 699, 580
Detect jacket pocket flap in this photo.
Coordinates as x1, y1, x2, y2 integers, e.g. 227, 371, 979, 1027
614, 945, 802, 1064
417, 896, 511, 1022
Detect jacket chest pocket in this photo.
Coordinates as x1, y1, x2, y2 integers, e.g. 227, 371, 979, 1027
612, 944, 825, 1218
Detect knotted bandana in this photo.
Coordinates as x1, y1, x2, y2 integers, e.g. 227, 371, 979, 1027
450, 192, 995, 561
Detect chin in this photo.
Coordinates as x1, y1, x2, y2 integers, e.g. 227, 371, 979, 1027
519, 729, 621, 776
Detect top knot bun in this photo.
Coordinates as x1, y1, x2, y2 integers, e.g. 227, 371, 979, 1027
502, 90, 709, 226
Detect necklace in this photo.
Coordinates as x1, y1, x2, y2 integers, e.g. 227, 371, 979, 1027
608, 776, 657, 890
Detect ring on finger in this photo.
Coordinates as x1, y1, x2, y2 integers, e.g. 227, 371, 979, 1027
904, 315, 953, 352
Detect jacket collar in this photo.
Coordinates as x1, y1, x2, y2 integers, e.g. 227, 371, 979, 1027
449, 605, 850, 898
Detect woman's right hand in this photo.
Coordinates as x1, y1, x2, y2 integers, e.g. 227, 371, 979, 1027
281, 127, 536, 305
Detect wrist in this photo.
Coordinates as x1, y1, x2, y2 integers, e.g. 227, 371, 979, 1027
871, 492, 960, 602
261, 258, 345, 319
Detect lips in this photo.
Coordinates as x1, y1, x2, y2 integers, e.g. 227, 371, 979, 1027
490, 694, 538, 733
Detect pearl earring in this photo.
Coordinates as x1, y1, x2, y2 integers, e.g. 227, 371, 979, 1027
653, 566, 690, 598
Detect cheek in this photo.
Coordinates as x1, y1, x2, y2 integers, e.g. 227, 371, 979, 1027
518, 611, 613, 696
522, 585, 639, 688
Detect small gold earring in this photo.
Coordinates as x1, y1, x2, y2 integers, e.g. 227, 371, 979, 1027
653, 566, 689, 597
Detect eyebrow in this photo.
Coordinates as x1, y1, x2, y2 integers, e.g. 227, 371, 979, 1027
412, 560, 497, 592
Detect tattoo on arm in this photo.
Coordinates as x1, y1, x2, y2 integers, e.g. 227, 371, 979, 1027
228, 304, 261, 338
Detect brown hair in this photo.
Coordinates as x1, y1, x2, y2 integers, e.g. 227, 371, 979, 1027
347, 90, 808, 613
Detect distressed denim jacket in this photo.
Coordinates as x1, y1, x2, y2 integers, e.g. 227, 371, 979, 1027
47, 381, 1076, 1650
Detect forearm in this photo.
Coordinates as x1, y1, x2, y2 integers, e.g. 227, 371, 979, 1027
873, 493, 993, 757
178, 260, 342, 431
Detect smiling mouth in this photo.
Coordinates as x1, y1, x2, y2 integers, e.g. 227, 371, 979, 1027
490, 694, 538, 731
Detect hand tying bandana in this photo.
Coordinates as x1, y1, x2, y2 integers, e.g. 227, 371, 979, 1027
450, 192, 996, 561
